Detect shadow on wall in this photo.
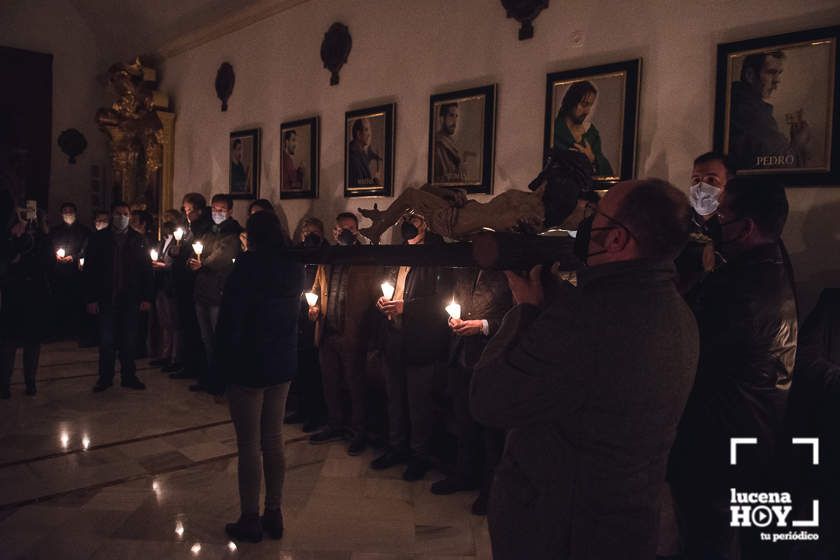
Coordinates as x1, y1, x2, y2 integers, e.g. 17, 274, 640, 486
789, 198, 840, 318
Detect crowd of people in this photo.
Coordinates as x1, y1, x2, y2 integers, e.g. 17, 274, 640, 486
1, 149, 838, 560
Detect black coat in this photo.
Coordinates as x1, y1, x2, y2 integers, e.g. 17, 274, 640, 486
210, 249, 304, 393
83, 227, 154, 305
670, 242, 798, 487
51, 222, 89, 279
0, 229, 52, 343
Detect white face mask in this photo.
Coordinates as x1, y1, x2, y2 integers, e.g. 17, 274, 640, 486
211, 211, 227, 225
62, 213, 76, 225
112, 214, 130, 231
688, 182, 722, 216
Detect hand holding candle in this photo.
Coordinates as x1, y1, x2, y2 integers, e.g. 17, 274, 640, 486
56, 247, 66, 259
192, 241, 203, 260
173, 227, 184, 244
446, 298, 461, 321
305, 292, 319, 307
381, 282, 395, 300
150, 249, 159, 261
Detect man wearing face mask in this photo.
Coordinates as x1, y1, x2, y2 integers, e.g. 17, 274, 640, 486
93, 210, 110, 232
371, 214, 453, 481
188, 193, 242, 393
84, 201, 154, 392
308, 212, 381, 454
471, 179, 698, 560
669, 177, 797, 560
50, 202, 90, 340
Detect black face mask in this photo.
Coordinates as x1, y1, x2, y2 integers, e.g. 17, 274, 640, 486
302, 232, 322, 248
401, 221, 419, 241
337, 228, 356, 246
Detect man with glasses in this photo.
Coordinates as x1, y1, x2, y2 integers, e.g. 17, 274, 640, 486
669, 176, 797, 559
470, 178, 699, 560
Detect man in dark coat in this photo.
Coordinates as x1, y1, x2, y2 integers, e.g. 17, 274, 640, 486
50, 201, 90, 340
471, 179, 699, 560
431, 267, 512, 515
669, 176, 797, 559
84, 201, 153, 392
371, 214, 453, 481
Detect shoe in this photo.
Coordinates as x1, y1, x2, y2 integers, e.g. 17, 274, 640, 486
284, 410, 306, 424
0, 387, 10, 399
471, 490, 489, 516
25, 386, 37, 396
302, 417, 325, 433
402, 457, 431, 482
188, 383, 206, 392
308, 427, 346, 445
430, 476, 480, 495
161, 362, 183, 373
225, 514, 262, 543
370, 449, 410, 470
92, 381, 113, 393
261, 509, 284, 539
121, 377, 146, 390
149, 358, 168, 367
347, 434, 367, 456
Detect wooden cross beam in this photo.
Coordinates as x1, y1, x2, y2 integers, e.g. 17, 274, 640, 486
281, 232, 580, 271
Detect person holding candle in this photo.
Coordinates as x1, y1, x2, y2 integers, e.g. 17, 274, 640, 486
432, 267, 512, 515
307, 212, 382, 455
84, 201, 154, 392
50, 201, 90, 342
370, 213, 453, 481
187, 194, 242, 392
149, 209, 184, 373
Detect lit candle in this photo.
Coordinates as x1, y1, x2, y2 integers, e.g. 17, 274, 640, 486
227, 542, 237, 552
60, 432, 70, 449
152, 480, 160, 492
175, 520, 185, 537
150, 249, 159, 261
81, 435, 91, 450
190, 543, 201, 555
192, 241, 203, 259
79, 258, 85, 268
56, 248, 66, 259
381, 282, 395, 300
446, 298, 461, 321
305, 292, 318, 307
174, 227, 184, 242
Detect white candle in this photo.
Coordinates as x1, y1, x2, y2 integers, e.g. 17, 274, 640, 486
150, 249, 159, 261
446, 299, 461, 321
381, 282, 395, 300
81, 435, 91, 450
79, 258, 85, 268
192, 241, 203, 257
173, 227, 184, 242
190, 543, 201, 555
305, 292, 318, 307
60, 432, 70, 449
175, 521, 185, 537
56, 248, 66, 259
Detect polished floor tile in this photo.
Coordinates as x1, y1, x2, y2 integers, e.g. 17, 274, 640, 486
0, 342, 491, 559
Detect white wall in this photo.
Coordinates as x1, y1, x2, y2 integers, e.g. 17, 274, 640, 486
161, 0, 840, 316
1, 0, 109, 225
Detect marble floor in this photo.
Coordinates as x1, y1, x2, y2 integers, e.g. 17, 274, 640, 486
0, 341, 491, 560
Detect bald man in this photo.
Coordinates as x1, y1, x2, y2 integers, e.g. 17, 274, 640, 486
470, 179, 699, 559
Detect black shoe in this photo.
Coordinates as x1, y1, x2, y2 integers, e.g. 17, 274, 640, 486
188, 383, 206, 392
121, 377, 146, 390
370, 449, 410, 470
225, 514, 263, 543
169, 370, 195, 379
302, 417, 325, 433
149, 358, 168, 367
0, 387, 10, 399
92, 381, 113, 393
471, 490, 489, 516
25, 386, 37, 396
402, 457, 431, 482
161, 362, 183, 373
261, 509, 284, 540
309, 427, 345, 445
347, 434, 367, 456
284, 411, 306, 424
430, 476, 480, 495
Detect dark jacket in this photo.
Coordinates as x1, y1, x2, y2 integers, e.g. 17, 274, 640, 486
50, 222, 90, 263
83, 227, 154, 305
0, 227, 53, 343
670, 242, 798, 488
310, 263, 382, 347
193, 218, 242, 306
448, 268, 513, 369
470, 259, 699, 560
171, 213, 212, 302
210, 249, 304, 393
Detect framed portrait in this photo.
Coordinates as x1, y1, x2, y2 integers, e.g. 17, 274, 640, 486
229, 128, 260, 199
544, 60, 640, 187
280, 117, 319, 199
714, 26, 840, 185
344, 104, 395, 198
428, 85, 496, 194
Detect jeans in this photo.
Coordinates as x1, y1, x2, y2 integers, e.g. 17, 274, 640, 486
98, 298, 140, 383
0, 342, 40, 390
195, 303, 220, 384
228, 382, 290, 515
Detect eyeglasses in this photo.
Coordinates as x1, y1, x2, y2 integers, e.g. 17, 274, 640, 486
583, 203, 637, 241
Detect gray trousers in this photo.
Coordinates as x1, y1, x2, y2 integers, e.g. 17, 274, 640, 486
228, 382, 290, 515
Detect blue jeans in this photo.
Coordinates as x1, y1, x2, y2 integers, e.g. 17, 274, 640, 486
98, 297, 140, 383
